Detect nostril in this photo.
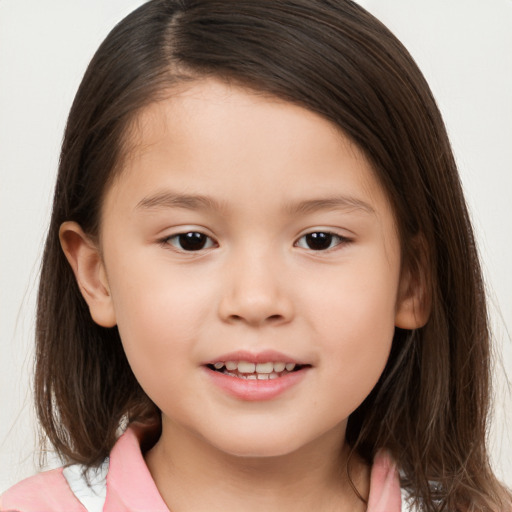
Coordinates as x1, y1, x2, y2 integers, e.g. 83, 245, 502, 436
227, 314, 283, 324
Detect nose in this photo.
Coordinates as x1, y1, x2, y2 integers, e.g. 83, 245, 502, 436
218, 249, 294, 327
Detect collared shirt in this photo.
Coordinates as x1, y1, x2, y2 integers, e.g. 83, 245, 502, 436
1, 423, 406, 512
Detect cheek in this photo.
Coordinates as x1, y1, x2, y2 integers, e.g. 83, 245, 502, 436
112, 286, 204, 413
106, 259, 215, 383
307, 255, 399, 335
306, 261, 399, 404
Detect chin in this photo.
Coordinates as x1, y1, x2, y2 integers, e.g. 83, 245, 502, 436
204, 425, 332, 460
216, 439, 304, 459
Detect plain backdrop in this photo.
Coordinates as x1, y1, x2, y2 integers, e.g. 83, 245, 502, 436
1, 0, 511, 493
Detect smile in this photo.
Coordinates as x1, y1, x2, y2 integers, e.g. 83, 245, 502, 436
203, 351, 311, 400
207, 361, 304, 380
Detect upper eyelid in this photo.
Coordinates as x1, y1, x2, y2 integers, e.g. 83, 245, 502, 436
158, 228, 352, 246
161, 232, 218, 253
160, 227, 217, 241
164, 232, 214, 241
294, 228, 353, 241
293, 230, 353, 252
159, 226, 216, 240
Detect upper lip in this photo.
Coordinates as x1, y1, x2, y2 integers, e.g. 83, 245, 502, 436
203, 350, 308, 366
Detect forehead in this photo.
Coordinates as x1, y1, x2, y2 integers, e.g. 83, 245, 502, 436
128, 79, 351, 164
105, 78, 392, 222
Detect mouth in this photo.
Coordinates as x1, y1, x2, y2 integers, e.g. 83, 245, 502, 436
204, 354, 311, 400
206, 360, 309, 380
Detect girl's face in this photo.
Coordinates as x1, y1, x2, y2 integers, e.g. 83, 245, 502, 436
71, 79, 422, 458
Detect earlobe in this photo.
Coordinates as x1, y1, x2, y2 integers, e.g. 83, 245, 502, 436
59, 221, 117, 328
395, 245, 431, 330
395, 287, 430, 329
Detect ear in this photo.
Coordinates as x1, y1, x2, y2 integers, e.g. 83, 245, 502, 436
395, 239, 431, 330
59, 221, 117, 328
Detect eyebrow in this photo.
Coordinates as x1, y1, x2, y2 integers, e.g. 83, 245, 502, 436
136, 190, 375, 216
136, 191, 225, 212
285, 196, 376, 216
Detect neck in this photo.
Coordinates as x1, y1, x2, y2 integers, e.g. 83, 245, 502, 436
145, 420, 369, 512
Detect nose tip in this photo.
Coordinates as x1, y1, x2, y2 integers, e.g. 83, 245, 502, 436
218, 261, 294, 327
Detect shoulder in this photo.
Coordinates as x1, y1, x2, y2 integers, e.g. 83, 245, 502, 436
0, 422, 163, 512
0, 468, 86, 512
367, 451, 424, 512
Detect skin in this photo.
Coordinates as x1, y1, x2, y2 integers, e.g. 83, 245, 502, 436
61, 79, 426, 512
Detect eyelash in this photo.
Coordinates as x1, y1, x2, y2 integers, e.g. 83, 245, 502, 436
295, 232, 351, 251
160, 231, 351, 253
162, 232, 217, 252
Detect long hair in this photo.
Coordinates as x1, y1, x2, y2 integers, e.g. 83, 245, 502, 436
35, 1, 510, 510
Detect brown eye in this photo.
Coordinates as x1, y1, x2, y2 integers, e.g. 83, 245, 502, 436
296, 232, 346, 251
167, 232, 215, 251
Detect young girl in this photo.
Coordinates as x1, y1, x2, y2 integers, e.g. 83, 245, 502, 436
1, 0, 510, 510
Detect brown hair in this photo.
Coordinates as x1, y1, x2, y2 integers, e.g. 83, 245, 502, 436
35, 1, 510, 510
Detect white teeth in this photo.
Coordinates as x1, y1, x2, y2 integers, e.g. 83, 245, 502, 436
255, 362, 274, 374
237, 361, 256, 373
273, 362, 286, 372
212, 360, 302, 379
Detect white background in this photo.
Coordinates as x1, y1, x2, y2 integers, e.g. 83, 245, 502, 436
1, 0, 511, 494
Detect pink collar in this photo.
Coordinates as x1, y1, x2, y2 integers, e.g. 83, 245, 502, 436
105, 423, 402, 511
1, 423, 402, 511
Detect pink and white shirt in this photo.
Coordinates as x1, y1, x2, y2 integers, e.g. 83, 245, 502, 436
1, 423, 408, 511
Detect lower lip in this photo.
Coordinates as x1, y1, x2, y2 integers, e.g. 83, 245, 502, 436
204, 367, 309, 401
